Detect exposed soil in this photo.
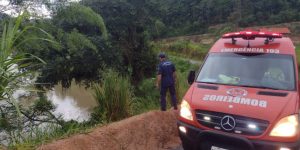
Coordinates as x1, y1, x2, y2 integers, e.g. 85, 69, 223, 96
39, 110, 181, 150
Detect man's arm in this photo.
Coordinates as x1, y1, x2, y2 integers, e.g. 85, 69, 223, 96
156, 74, 161, 88
156, 64, 162, 88
173, 71, 176, 83
172, 63, 176, 83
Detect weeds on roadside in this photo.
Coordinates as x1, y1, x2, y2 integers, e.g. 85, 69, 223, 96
92, 69, 132, 123
161, 40, 209, 60
11, 121, 90, 150
296, 44, 300, 64
132, 78, 160, 114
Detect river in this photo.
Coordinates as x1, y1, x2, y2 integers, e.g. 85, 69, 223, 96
47, 82, 98, 122
0, 82, 97, 146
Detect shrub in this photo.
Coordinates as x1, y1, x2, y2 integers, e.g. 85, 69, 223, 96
167, 40, 208, 60
293, 25, 300, 34
175, 71, 190, 102
92, 69, 133, 122
132, 78, 160, 114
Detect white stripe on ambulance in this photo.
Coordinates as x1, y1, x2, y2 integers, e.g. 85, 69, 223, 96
203, 95, 267, 108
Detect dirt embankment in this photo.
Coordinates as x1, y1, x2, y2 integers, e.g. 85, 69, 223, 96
39, 110, 181, 150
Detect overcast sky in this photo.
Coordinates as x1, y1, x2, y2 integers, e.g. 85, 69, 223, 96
0, 0, 80, 17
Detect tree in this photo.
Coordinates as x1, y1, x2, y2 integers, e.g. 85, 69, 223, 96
82, 0, 157, 83
19, 4, 119, 88
53, 4, 108, 39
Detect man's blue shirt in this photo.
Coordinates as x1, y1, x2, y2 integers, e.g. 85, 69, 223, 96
157, 60, 176, 87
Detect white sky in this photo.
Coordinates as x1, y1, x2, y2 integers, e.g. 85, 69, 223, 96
0, 0, 80, 18
0, 0, 9, 5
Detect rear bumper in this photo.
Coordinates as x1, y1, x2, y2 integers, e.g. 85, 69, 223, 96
177, 120, 300, 150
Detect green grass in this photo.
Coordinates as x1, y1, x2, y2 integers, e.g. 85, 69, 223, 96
132, 78, 160, 114
152, 40, 210, 60
170, 56, 199, 101
131, 55, 199, 113
296, 44, 300, 64
92, 69, 132, 123
10, 122, 93, 150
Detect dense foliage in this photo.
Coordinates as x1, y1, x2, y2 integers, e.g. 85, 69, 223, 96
82, 0, 157, 83
81, 0, 300, 38
16, 3, 157, 87
19, 4, 118, 88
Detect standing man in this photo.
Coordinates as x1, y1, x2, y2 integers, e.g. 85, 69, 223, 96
156, 53, 178, 111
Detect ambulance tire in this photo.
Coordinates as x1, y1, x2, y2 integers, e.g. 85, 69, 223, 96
181, 140, 194, 150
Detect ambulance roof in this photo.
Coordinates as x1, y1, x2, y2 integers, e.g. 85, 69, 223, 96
210, 35, 295, 55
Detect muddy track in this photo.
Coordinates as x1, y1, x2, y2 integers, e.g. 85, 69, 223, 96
39, 110, 181, 150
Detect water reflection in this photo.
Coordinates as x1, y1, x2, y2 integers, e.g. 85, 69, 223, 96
47, 83, 98, 122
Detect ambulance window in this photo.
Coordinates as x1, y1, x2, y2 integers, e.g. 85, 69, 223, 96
197, 53, 295, 91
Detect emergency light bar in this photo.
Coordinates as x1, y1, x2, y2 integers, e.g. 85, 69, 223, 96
222, 31, 282, 40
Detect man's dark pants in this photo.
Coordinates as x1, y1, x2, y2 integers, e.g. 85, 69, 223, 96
160, 85, 177, 111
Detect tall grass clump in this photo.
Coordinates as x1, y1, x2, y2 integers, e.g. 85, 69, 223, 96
175, 71, 190, 102
167, 40, 209, 60
296, 44, 300, 64
132, 78, 160, 114
93, 69, 133, 122
170, 56, 200, 103
0, 13, 50, 111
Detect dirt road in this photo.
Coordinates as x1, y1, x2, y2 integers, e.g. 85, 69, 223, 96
39, 110, 182, 150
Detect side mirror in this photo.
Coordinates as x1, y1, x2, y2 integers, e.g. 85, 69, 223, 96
188, 70, 196, 85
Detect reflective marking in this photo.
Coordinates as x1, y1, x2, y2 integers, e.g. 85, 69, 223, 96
220, 48, 280, 54
203, 95, 267, 108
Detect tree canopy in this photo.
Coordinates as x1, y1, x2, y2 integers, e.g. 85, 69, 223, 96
8, 0, 300, 87
82, 0, 300, 38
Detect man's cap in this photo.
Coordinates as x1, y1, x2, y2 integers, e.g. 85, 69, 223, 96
158, 52, 166, 58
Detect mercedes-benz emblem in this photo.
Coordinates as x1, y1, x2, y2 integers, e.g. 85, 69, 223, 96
221, 115, 236, 131
227, 88, 248, 97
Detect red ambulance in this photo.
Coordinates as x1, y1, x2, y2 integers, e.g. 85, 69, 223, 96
178, 30, 300, 150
